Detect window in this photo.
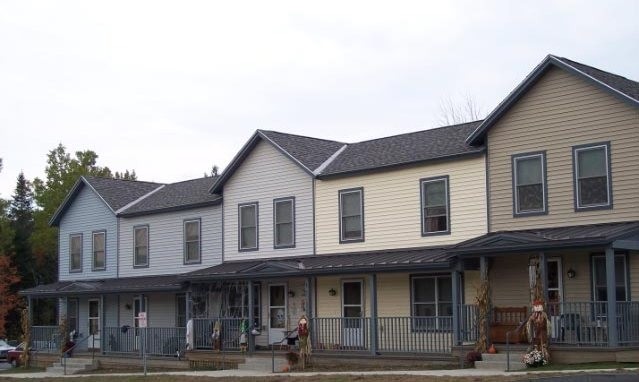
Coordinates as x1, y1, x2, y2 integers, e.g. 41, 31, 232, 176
273, 198, 295, 248
69, 234, 82, 272
411, 275, 452, 331
225, 283, 261, 327
134, 226, 149, 267
339, 188, 364, 242
67, 299, 79, 333
592, 254, 628, 304
184, 219, 201, 264
92, 231, 106, 271
239, 203, 258, 251
512, 152, 547, 215
134, 296, 148, 329
573, 142, 612, 210
420, 177, 450, 235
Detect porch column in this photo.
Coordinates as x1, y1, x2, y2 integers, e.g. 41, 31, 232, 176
305, 277, 315, 318
368, 273, 378, 356
539, 252, 548, 302
186, 289, 192, 322
248, 280, 255, 353
451, 269, 460, 346
605, 246, 618, 347
27, 296, 33, 327
100, 295, 106, 354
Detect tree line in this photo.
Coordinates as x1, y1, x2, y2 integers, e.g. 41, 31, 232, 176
0, 144, 137, 339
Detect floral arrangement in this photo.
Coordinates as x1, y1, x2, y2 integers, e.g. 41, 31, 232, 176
522, 347, 547, 367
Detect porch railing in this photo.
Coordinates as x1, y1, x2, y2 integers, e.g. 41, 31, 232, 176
103, 326, 186, 357
192, 318, 242, 351
617, 301, 639, 346
377, 316, 452, 353
30, 326, 60, 353
311, 317, 370, 352
460, 304, 479, 343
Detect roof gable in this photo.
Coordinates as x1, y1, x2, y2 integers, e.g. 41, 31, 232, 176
49, 176, 163, 226
210, 130, 344, 193
467, 55, 639, 145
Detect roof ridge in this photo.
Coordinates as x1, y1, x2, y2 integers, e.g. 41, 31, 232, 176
164, 176, 219, 186
84, 175, 164, 186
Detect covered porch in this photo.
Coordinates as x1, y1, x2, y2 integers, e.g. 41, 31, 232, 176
452, 221, 639, 349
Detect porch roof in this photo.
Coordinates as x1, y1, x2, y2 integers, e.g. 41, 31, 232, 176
19, 274, 185, 297
450, 221, 639, 256
183, 246, 454, 281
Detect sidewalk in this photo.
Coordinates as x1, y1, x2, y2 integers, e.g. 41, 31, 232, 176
2, 368, 638, 379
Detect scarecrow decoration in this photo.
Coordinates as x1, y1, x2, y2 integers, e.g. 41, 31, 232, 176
297, 315, 311, 369
211, 320, 222, 352
239, 319, 249, 353
525, 299, 551, 363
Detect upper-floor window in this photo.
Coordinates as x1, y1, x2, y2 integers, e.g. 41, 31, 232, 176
339, 188, 364, 243
69, 233, 82, 272
92, 231, 106, 271
420, 176, 450, 235
239, 203, 258, 251
512, 152, 547, 216
134, 226, 149, 267
573, 142, 612, 210
411, 275, 452, 330
184, 219, 201, 264
273, 198, 295, 248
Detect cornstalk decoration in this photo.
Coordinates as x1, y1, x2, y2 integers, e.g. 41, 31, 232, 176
58, 318, 69, 353
20, 308, 31, 368
475, 262, 491, 353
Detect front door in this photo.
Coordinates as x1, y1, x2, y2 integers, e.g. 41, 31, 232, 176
342, 280, 363, 348
88, 299, 100, 349
268, 284, 287, 344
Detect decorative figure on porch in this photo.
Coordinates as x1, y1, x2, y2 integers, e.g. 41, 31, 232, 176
525, 299, 551, 363
297, 315, 311, 369
239, 319, 249, 353
211, 320, 222, 352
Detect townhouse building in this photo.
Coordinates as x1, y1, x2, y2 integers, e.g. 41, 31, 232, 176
21, 54, 639, 364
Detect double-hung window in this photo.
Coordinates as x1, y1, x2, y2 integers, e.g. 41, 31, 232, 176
339, 188, 364, 242
573, 142, 612, 210
411, 275, 452, 331
92, 231, 106, 271
592, 254, 628, 303
134, 226, 149, 267
184, 219, 201, 264
69, 234, 82, 272
512, 152, 547, 215
239, 203, 258, 251
421, 176, 450, 235
273, 198, 295, 248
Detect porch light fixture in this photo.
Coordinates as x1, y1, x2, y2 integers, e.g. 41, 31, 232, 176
567, 268, 576, 279
328, 288, 337, 296
288, 290, 295, 298
125, 303, 132, 310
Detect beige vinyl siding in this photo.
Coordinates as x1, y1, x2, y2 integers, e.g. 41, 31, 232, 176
631, 253, 639, 301
315, 156, 487, 254
489, 256, 530, 307
562, 251, 595, 302
487, 67, 639, 231
223, 140, 314, 261
463, 270, 480, 305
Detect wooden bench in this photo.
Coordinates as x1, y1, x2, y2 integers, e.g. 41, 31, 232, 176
490, 306, 528, 343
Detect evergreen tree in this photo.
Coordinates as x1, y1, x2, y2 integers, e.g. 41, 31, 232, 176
9, 172, 36, 289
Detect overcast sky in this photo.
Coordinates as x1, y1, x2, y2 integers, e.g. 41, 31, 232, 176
1, 0, 637, 199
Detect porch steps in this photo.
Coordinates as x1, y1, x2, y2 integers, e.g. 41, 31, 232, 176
475, 353, 526, 371
46, 357, 97, 375
237, 354, 288, 373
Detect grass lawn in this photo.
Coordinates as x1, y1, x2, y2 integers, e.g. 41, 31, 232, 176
0, 366, 45, 374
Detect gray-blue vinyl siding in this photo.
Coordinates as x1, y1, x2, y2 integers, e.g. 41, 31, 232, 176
58, 186, 117, 281
118, 205, 223, 277
223, 140, 315, 260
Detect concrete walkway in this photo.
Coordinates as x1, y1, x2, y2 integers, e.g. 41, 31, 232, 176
2, 368, 638, 379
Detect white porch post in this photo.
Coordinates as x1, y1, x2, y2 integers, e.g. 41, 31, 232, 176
368, 273, 378, 356
605, 246, 618, 347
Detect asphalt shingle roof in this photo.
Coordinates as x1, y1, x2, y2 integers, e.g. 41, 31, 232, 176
260, 130, 345, 172
184, 246, 453, 280
319, 121, 485, 177
20, 274, 184, 297
557, 56, 639, 102
83, 176, 163, 211
120, 176, 222, 216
